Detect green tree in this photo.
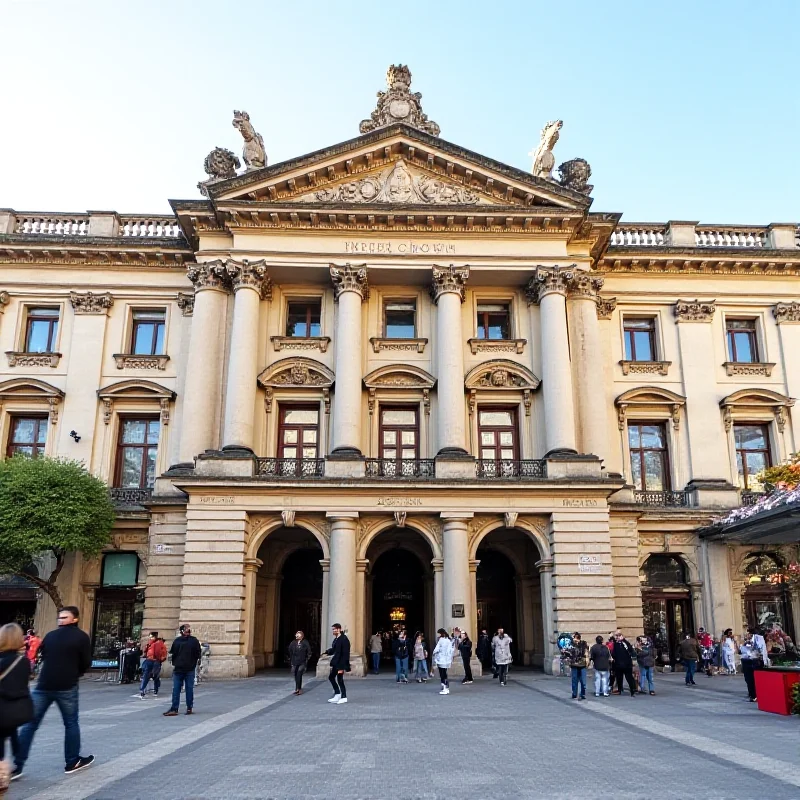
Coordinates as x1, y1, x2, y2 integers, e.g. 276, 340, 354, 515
0, 456, 115, 609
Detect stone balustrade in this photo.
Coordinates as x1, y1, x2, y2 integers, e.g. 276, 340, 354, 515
694, 225, 767, 248
0, 209, 182, 238
119, 215, 182, 238
611, 221, 798, 249
610, 224, 667, 246
14, 213, 90, 236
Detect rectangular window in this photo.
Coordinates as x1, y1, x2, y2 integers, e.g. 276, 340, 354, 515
478, 408, 519, 461
6, 416, 48, 458
727, 319, 758, 363
384, 300, 416, 338
102, 553, 140, 587
734, 423, 770, 489
278, 405, 319, 460
628, 422, 670, 491
131, 309, 166, 355
24, 307, 59, 352
116, 418, 160, 488
476, 303, 511, 340
286, 301, 321, 338
623, 318, 656, 361
379, 407, 419, 465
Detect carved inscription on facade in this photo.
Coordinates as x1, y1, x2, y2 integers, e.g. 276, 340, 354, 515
376, 497, 423, 506
344, 241, 456, 255
562, 498, 598, 507
198, 496, 235, 504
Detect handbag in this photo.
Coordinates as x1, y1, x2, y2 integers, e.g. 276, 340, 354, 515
0, 655, 35, 729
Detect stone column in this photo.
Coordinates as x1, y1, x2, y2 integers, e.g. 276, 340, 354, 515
243, 557, 263, 673
178, 262, 231, 464
262, 573, 280, 667
537, 558, 558, 674
222, 260, 271, 453
431, 558, 444, 632
689, 581, 704, 631
431, 266, 470, 456
319, 558, 330, 652
441, 513, 473, 633
526, 267, 577, 455
355, 559, 369, 658
567, 274, 607, 460
330, 264, 368, 456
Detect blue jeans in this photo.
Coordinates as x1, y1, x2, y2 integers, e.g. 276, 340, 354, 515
16, 686, 81, 768
684, 659, 697, 684
571, 667, 587, 697
371, 652, 380, 673
639, 666, 654, 692
140, 659, 162, 694
413, 658, 428, 679
170, 670, 195, 711
395, 656, 408, 680
594, 669, 610, 695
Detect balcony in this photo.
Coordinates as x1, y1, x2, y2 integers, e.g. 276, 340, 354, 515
633, 490, 690, 507
254, 457, 325, 478
109, 487, 152, 507
476, 459, 547, 479
365, 459, 435, 479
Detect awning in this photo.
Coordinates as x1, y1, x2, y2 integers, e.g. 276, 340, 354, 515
700, 500, 800, 544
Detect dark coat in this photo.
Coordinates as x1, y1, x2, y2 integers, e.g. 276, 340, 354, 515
678, 637, 701, 662
170, 634, 202, 673
611, 638, 635, 669
288, 638, 312, 667
392, 638, 410, 659
476, 633, 491, 661
458, 637, 473, 659
36, 624, 91, 691
0, 650, 33, 729
635, 644, 656, 668
589, 643, 611, 671
326, 633, 351, 672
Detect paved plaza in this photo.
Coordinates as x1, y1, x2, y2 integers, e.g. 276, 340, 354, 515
7, 670, 800, 800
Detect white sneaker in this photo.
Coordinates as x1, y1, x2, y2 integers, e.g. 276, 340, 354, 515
327, 695, 341, 703
439, 688, 449, 695
337, 697, 348, 704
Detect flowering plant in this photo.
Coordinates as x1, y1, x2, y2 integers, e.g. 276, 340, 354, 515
760, 452, 800, 490
714, 485, 800, 526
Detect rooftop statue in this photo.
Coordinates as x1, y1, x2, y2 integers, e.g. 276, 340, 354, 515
359, 64, 440, 137
197, 147, 241, 195
557, 158, 593, 195
232, 110, 266, 170
529, 120, 563, 179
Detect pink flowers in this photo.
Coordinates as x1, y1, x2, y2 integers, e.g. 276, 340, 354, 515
714, 485, 800, 526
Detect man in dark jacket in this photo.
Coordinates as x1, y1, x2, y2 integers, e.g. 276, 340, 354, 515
325, 623, 350, 704
288, 630, 312, 695
635, 636, 656, 695
589, 635, 611, 697
163, 624, 202, 716
15, 606, 95, 776
678, 633, 701, 686
476, 629, 491, 671
611, 631, 637, 696
392, 631, 410, 683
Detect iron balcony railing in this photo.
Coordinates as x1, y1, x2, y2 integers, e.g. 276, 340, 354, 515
254, 457, 325, 478
476, 459, 547, 479
633, 490, 691, 507
109, 487, 153, 506
365, 458, 435, 479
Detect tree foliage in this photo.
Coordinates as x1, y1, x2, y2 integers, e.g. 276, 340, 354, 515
0, 456, 115, 606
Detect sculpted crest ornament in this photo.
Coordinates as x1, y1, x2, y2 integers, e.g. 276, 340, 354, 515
232, 110, 267, 170
557, 158, 593, 195
198, 147, 241, 195
359, 65, 440, 136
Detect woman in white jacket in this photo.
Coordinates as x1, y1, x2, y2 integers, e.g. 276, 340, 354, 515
432, 628, 454, 695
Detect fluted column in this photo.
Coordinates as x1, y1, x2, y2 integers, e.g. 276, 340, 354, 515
527, 267, 577, 455
567, 273, 607, 459
431, 265, 469, 455
222, 259, 271, 452
178, 262, 231, 463
330, 264, 368, 456
441, 512, 473, 632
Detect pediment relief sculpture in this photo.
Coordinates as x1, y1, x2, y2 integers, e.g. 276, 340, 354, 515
465, 361, 541, 391
363, 365, 436, 390
257, 358, 335, 389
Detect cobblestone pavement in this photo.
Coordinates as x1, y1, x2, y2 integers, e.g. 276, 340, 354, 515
7, 669, 800, 800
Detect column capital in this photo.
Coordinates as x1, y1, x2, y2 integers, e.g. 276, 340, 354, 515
330, 263, 369, 300
326, 511, 360, 521
535, 557, 554, 574
69, 291, 114, 315
227, 258, 272, 299
430, 264, 469, 303
566, 273, 604, 301
596, 296, 617, 320
468, 558, 480, 573
440, 512, 474, 521
244, 557, 263, 574
356, 558, 370, 574
187, 260, 232, 292
525, 265, 576, 305
773, 301, 800, 324
674, 299, 716, 323
319, 558, 331, 572
430, 558, 443, 572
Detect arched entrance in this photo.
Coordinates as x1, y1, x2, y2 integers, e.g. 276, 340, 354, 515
252, 526, 323, 669
742, 553, 796, 639
475, 527, 545, 667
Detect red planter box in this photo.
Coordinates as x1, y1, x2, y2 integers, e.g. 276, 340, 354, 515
755, 668, 800, 715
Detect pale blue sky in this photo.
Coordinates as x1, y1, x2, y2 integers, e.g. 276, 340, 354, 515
2, 1, 797, 223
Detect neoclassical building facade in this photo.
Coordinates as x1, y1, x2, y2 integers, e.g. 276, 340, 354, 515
1, 66, 798, 675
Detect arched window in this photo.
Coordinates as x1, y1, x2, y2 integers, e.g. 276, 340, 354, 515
639, 554, 687, 587
742, 553, 781, 584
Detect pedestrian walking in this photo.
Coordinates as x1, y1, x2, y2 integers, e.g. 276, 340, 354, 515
568, 632, 589, 700
24, 630, 41, 671
697, 628, 714, 677
0, 624, 34, 789
678, 632, 701, 686
325, 623, 350, 705
287, 630, 311, 695
458, 631, 473, 684
392, 631, 410, 683
163, 624, 201, 717
476, 628, 491, 673
14, 606, 95, 777
611, 631, 637, 697
635, 636, 656, 695
739, 627, 768, 702
413, 633, 429, 682
139, 631, 167, 698
369, 631, 382, 675
589, 635, 611, 697
492, 628, 513, 686
432, 629, 454, 695
721, 629, 737, 674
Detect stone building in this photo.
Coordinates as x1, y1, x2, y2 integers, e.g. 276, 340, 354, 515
0, 65, 798, 675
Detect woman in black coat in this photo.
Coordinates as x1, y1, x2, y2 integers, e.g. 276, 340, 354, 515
0, 623, 34, 784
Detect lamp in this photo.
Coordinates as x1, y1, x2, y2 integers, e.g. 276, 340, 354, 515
69, 430, 81, 443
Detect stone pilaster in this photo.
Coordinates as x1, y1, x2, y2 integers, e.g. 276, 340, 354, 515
536, 558, 558, 674
431, 558, 443, 632
441, 512, 472, 632
609, 513, 643, 637
242, 557, 263, 674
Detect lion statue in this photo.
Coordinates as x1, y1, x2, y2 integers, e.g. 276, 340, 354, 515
557, 158, 593, 195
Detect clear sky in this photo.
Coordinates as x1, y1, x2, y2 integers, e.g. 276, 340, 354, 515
2, 1, 798, 223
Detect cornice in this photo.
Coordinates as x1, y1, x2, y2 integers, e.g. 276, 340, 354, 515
598, 249, 800, 276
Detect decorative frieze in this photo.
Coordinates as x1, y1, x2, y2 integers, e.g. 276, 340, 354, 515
226, 258, 272, 299
330, 263, 369, 300
6, 351, 61, 368
113, 354, 170, 371
369, 337, 427, 353
674, 298, 716, 322
723, 361, 775, 377
69, 291, 114, 314
619, 360, 671, 376
773, 301, 800, 324
186, 261, 231, 292
525, 265, 576, 304
271, 336, 331, 353
176, 292, 194, 316
430, 264, 469, 303
467, 338, 526, 355
595, 296, 617, 320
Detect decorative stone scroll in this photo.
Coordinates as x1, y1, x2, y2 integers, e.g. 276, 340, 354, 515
330, 263, 369, 300
257, 357, 335, 414
186, 261, 231, 292
525, 265, 576, 304
359, 64, 440, 136
430, 264, 469, 303
465, 359, 541, 416
394, 511, 407, 528
596, 296, 617, 320
773, 302, 800, 324
674, 299, 716, 322
468, 338, 526, 355
176, 292, 195, 316
70, 291, 114, 314
504, 512, 519, 529
226, 258, 272, 299
615, 386, 686, 431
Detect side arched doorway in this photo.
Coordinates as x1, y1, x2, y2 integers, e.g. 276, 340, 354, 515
741, 553, 796, 639
475, 527, 546, 667
252, 526, 323, 669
